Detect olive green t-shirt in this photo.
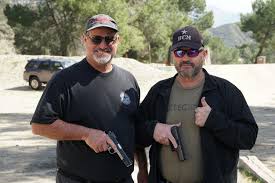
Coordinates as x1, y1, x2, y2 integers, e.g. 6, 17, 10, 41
160, 78, 204, 183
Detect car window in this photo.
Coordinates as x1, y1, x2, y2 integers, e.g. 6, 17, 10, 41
25, 61, 39, 70
52, 62, 63, 69
38, 61, 50, 70
62, 61, 75, 68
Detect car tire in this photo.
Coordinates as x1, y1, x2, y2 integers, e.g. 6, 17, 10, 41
29, 76, 42, 90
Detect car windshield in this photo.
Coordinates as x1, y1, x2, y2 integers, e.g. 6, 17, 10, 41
60, 60, 75, 68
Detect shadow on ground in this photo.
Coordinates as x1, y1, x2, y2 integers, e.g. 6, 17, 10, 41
0, 113, 33, 121
240, 106, 275, 172
0, 112, 56, 182
0, 113, 32, 133
6, 85, 45, 91
0, 106, 275, 182
250, 106, 275, 147
0, 146, 56, 183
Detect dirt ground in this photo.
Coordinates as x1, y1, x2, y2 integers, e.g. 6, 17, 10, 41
1, 55, 275, 182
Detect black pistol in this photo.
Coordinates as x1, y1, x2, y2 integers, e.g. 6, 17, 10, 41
170, 126, 186, 161
107, 131, 133, 167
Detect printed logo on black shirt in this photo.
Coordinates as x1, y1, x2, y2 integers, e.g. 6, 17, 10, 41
120, 92, 131, 105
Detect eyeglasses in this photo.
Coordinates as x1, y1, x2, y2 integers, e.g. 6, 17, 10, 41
86, 34, 118, 45
173, 48, 203, 58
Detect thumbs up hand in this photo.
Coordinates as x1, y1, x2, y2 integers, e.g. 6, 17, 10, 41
195, 97, 212, 127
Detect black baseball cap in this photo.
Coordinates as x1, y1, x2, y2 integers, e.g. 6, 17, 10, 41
171, 26, 204, 50
85, 14, 118, 32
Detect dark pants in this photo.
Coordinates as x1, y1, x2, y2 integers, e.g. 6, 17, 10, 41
56, 169, 134, 183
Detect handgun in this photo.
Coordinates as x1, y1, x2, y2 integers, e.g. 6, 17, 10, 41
170, 126, 186, 161
107, 131, 133, 167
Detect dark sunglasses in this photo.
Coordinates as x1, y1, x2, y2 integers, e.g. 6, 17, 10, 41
86, 34, 118, 45
173, 48, 203, 58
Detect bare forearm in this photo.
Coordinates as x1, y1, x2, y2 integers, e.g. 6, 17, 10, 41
32, 119, 89, 140
135, 146, 148, 183
135, 146, 148, 170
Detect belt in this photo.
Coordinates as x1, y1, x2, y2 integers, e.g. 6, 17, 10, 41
58, 168, 128, 183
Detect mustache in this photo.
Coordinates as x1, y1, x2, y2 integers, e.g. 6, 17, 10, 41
179, 61, 194, 67
94, 47, 112, 53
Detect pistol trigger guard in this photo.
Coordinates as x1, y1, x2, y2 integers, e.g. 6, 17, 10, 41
108, 145, 115, 154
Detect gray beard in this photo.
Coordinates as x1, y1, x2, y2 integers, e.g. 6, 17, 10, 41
176, 61, 202, 79
92, 54, 112, 64
178, 68, 199, 79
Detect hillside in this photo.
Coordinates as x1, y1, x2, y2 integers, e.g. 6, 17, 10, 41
0, 1, 15, 54
208, 23, 254, 48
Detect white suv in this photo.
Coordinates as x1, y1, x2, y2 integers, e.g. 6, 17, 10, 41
23, 58, 75, 90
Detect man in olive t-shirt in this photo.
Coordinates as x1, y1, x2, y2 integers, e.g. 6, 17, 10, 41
160, 78, 204, 183
135, 25, 257, 183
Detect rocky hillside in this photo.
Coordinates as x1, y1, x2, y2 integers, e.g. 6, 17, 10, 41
208, 23, 254, 48
0, 1, 15, 54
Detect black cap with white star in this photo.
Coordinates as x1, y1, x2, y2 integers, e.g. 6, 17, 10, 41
171, 26, 204, 50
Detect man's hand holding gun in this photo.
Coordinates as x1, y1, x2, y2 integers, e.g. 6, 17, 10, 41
107, 131, 133, 167
153, 123, 185, 161
170, 126, 185, 161
83, 129, 132, 167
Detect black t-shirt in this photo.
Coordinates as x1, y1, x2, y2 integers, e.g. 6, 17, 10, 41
31, 58, 140, 181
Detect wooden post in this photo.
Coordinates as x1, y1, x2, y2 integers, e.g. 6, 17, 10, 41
256, 56, 266, 64
239, 156, 275, 182
204, 48, 211, 65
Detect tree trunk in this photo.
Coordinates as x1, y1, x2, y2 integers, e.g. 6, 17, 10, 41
254, 29, 270, 63
60, 41, 68, 56
45, 0, 68, 56
254, 46, 264, 64
148, 44, 151, 63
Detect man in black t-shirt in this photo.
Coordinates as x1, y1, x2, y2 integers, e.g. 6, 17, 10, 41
31, 14, 148, 183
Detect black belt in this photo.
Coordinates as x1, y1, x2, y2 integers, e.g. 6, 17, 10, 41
58, 168, 128, 183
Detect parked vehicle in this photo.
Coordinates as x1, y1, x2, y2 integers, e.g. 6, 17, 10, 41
23, 58, 75, 90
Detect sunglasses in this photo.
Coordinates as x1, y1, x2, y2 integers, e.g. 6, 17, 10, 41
86, 34, 118, 45
173, 48, 203, 58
